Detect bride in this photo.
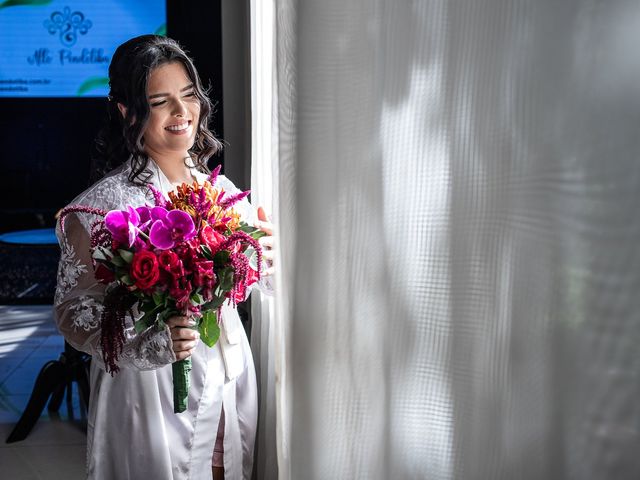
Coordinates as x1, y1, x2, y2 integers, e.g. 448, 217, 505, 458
54, 35, 273, 480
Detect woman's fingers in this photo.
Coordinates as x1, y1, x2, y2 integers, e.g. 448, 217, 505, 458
263, 266, 275, 277
175, 348, 196, 361
255, 220, 273, 236
258, 232, 276, 276
173, 339, 198, 351
257, 206, 269, 222
259, 235, 274, 249
256, 206, 273, 235
166, 315, 195, 329
255, 207, 276, 277
166, 315, 200, 359
262, 249, 275, 262
170, 326, 200, 341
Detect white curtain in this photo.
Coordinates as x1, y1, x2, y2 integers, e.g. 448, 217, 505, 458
249, 1, 290, 479
253, 0, 640, 479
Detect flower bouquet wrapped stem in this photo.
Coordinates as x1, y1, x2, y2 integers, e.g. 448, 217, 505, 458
172, 344, 192, 412
59, 166, 265, 413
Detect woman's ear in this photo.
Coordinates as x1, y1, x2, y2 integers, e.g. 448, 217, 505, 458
117, 102, 127, 119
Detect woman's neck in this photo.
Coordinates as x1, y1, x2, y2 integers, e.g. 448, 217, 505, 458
149, 153, 194, 186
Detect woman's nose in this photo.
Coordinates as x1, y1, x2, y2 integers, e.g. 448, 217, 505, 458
172, 99, 187, 117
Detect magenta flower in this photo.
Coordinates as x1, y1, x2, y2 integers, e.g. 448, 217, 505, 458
105, 206, 141, 247
136, 206, 152, 226
219, 190, 250, 210
207, 164, 222, 185
149, 207, 196, 250
147, 184, 169, 208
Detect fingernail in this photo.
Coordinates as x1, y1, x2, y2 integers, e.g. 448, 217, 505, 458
188, 319, 197, 326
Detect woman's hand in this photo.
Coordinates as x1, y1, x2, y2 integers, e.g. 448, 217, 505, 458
166, 316, 200, 361
256, 206, 275, 276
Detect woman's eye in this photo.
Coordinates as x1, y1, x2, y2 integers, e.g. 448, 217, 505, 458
151, 100, 166, 107
185, 92, 196, 98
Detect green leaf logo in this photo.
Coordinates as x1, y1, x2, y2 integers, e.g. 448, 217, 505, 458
76, 76, 109, 96
0, 0, 52, 9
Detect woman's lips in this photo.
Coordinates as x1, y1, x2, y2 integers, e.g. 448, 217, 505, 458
165, 121, 192, 135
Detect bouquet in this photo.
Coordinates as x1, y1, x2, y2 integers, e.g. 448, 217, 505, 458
59, 165, 264, 413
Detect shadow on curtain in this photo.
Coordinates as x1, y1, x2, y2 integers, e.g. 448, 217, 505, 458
266, 1, 640, 478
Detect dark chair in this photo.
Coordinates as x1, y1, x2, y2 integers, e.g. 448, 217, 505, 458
0, 228, 91, 443
5, 341, 91, 443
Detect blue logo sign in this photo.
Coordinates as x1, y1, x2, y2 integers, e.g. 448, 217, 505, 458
44, 7, 92, 47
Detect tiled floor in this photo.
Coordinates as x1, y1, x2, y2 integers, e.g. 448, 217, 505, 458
0, 305, 86, 479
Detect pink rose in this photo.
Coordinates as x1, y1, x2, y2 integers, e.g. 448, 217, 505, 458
200, 224, 226, 250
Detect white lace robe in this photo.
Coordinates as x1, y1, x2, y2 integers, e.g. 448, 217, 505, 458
54, 160, 258, 480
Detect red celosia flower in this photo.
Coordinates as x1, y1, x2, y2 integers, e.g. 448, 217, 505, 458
193, 259, 215, 291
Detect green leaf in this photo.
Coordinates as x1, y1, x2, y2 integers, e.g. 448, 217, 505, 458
199, 310, 220, 347
238, 223, 267, 240
217, 267, 234, 292
139, 301, 155, 313
190, 292, 205, 305
118, 249, 134, 264
93, 246, 113, 262
200, 244, 213, 260
205, 296, 226, 310
135, 308, 159, 333
213, 250, 230, 265
152, 291, 165, 306
157, 310, 173, 326
245, 247, 259, 270
0, 0, 52, 9
120, 274, 134, 286
76, 76, 109, 96
110, 255, 125, 267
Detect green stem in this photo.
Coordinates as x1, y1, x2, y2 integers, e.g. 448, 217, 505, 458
172, 357, 192, 413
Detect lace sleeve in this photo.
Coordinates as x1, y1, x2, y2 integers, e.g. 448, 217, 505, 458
54, 213, 176, 371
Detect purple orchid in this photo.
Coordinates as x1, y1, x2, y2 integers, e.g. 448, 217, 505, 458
136, 206, 152, 229
104, 206, 142, 247
149, 207, 196, 250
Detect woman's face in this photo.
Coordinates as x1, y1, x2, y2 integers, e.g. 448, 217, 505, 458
142, 61, 200, 159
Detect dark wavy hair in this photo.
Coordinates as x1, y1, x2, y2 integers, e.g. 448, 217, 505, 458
90, 35, 222, 185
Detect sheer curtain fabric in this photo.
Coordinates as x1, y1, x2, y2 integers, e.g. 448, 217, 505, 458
264, 1, 640, 479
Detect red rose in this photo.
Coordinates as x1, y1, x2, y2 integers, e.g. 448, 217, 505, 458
130, 250, 160, 291
94, 262, 115, 284
158, 251, 184, 278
